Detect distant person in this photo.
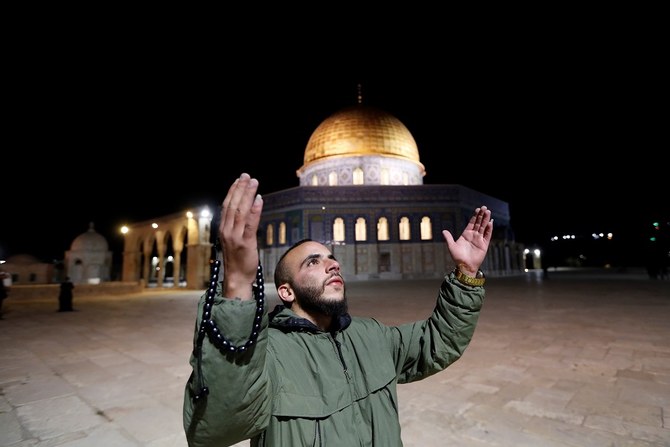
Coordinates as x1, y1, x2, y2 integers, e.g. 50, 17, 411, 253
58, 277, 75, 312
183, 173, 492, 446
0, 272, 8, 319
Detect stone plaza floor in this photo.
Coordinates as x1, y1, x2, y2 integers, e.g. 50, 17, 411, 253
1, 268, 669, 446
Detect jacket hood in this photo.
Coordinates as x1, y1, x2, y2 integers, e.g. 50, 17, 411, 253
268, 304, 352, 334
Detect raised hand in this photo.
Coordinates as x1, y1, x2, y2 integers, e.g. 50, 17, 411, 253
219, 173, 264, 300
442, 206, 493, 276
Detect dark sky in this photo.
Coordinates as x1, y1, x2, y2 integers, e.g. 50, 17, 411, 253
2, 40, 667, 264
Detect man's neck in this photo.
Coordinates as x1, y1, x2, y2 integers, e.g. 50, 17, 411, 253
293, 307, 333, 332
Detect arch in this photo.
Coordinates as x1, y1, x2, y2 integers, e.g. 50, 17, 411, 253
420, 216, 433, 240
333, 217, 345, 242
328, 171, 338, 186
121, 207, 214, 289
399, 216, 411, 241
353, 167, 364, 185
377, 217, 389, 241
355, 217, 367, 241
279, 222, 287, 245
266, 223, 274, 246
164, 232, 175, 286
381, 169, 389, 185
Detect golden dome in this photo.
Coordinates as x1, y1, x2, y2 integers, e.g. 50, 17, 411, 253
302, 105, 421, 168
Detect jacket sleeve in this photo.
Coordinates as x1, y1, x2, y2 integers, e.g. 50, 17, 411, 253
393, 272, 485, 383
183, 286, 272, 447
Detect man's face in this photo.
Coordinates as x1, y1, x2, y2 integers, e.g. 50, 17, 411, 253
284, 241, 347, 316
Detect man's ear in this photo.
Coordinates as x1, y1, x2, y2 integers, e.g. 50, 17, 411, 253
277, 283, 295, 304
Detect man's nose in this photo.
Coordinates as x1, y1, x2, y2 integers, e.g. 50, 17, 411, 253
326, 259, 340, 272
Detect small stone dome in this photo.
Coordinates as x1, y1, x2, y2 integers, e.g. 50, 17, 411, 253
70, 223, 109, 252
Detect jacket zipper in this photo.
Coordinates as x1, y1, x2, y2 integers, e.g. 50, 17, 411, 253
312, 419, 322, 446
333, 338, 351, 382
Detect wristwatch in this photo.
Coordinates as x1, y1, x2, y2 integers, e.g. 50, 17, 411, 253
453, 266, 486, 286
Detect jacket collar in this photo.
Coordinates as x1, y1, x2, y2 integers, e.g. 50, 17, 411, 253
269, 304, 352, 334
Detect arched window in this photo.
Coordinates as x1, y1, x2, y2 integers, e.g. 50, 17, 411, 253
380, 169, 389, 185
328, 172, 338, 186
333, 217, 345, 242
355, 217, 367, 241
266, 224, 274, 245
353, 168, 364, 185
420, 216, 433, 240
311, 174, 318, 186
399, 216, 411, 241
279, 222, 287, 245
377, 217, 389, 241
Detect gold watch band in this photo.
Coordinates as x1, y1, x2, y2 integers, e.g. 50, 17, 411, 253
453, 266, 485, 286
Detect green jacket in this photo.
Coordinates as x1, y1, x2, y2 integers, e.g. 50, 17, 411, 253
183, 273, 485, 446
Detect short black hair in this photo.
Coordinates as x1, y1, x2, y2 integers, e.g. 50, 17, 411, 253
273, 238, 313, 287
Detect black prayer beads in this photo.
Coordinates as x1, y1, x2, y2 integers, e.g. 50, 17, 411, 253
192, 258, 265, 402
198, 259, 265, 354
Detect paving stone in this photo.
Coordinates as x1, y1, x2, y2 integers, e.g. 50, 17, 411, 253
0, 269, 668, 446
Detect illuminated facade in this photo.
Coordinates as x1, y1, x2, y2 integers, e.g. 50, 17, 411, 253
120, 209, 213, 289
257, 103, 525, 282
120, 101, 525, 288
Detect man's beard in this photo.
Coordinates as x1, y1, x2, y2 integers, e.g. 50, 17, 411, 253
291, 279, 348, 317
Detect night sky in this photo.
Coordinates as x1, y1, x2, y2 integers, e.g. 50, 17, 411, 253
2, 42, 667, 266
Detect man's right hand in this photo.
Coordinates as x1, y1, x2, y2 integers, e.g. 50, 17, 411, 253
219, 173, 263, 300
